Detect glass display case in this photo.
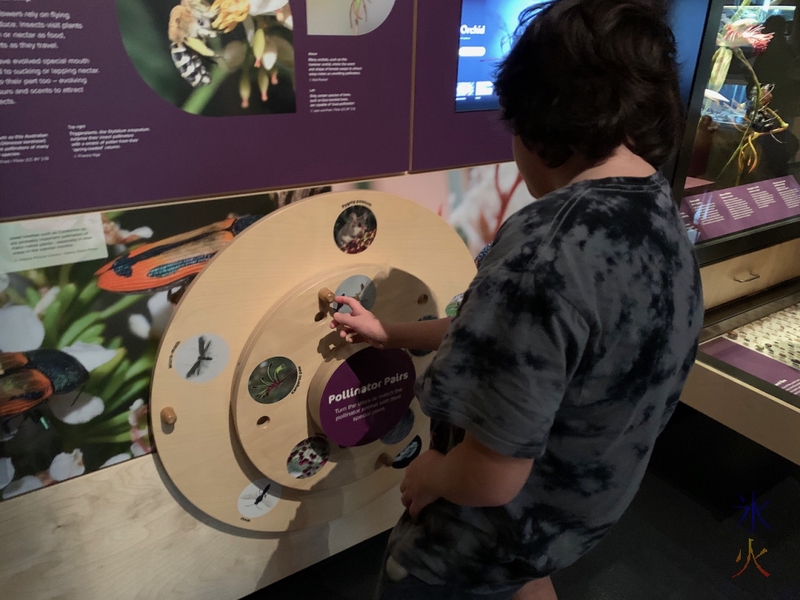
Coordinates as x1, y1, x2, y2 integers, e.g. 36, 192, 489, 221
673, 0, 800, 465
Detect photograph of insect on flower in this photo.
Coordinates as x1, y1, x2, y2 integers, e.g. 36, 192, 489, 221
116, 0, 295, 116
0, 187, 328, 502
0, 233, 156, 502
688, 0, 800, 187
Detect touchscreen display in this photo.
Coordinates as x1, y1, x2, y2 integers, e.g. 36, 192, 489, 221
455, 0, 547, 112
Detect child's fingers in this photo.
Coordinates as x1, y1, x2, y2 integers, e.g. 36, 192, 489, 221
335, 296, 362, 312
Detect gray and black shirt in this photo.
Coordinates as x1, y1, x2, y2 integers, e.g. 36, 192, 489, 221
389, 172, 704, 592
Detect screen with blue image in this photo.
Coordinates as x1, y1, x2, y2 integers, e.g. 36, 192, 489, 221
455, 0, 546, 112
455, 0, 709, 113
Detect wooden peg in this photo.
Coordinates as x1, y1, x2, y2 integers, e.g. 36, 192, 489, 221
318, 287, 335, 304
161, 407, 177, 426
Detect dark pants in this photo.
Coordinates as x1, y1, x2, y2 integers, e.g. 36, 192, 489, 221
374, 555, 522, 600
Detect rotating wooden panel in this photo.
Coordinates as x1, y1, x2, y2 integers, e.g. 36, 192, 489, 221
151, 192, 475, 532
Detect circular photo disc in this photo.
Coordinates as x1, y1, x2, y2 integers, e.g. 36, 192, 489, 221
237, 478, 282, 519
334, 275, 377, 314
393, 435, 422, 469
248, 357, 299, 404
287, 436, 331, 479
333, 206, 377, 254
172, 333, 230, 383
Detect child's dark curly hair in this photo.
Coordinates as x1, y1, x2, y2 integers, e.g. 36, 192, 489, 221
494, 0, 683, 169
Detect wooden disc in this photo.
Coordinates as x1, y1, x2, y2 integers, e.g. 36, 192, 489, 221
151, 191, 475, 532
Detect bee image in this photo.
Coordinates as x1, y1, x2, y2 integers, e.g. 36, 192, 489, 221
251, 483, 271, 506
168, 0, 219, 88
1, 350, 89, 425
95, 215, 261, 297
238, 479, 279, 517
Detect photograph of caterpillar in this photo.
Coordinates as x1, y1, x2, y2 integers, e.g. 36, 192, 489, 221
116, 0, 295, 116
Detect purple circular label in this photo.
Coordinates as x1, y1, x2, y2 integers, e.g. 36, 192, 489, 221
319, 348, 416, 447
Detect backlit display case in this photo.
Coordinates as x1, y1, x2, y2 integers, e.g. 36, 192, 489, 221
673, 0, 800, 465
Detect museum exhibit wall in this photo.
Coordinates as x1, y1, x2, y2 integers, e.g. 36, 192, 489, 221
0, 0, 711, 598
0, 165, 534, 599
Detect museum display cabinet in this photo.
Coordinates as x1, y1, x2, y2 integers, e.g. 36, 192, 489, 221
673, 0, 800, 465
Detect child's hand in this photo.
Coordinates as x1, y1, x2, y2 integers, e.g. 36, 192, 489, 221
330, 296, 389, 348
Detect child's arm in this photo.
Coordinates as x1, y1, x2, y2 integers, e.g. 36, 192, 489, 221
330, 296, 452, 351
399, 434, 534, 518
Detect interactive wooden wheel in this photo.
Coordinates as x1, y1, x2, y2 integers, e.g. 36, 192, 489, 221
151, 191, 475, 532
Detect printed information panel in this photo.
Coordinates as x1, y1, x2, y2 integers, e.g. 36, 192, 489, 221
680, 176, 800, 244
319, 347, 415, 447
701, 337, 800, 398
0, 0, 413, 219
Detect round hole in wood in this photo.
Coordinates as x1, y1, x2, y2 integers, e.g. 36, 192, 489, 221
257, 416, 271, 428
417, 294, 429, 304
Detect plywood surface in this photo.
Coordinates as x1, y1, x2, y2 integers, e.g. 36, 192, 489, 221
701, 237, 800, 310
0, 454, 403, 600
681, 361, 800, 465
151, 191, 475, 532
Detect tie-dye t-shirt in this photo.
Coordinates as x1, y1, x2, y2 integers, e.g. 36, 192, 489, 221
388, 172, 704, 592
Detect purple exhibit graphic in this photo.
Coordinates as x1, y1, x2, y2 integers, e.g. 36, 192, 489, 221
701, 337, 800, 398
680, 176, 800, 244
0, 0, 413, 219
319, 347, 415, 447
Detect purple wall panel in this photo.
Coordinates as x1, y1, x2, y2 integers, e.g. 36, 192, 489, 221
410, 0, 512, 173
0, 0, 414, 219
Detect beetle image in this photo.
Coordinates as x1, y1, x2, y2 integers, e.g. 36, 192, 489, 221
1, 350, 89, 424
94, 215, 261, 295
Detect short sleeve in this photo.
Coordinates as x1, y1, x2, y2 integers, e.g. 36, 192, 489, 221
417, 260, 589, 459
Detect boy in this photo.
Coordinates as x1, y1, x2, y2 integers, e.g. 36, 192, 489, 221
332, 1, 703, 598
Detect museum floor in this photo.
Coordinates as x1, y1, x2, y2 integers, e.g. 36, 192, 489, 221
247, 404, 800, 600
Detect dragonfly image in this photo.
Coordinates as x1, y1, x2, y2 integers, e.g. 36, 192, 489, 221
186, 336, 213, 378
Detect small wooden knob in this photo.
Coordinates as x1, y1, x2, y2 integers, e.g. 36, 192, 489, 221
161, 407, 177, 426
318, 287, 335, 304
377, 453, 393, 468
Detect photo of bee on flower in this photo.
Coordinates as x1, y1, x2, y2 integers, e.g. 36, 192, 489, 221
116, 0, 295, 116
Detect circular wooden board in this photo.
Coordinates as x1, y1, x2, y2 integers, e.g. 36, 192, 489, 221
150, 191, 476, 532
